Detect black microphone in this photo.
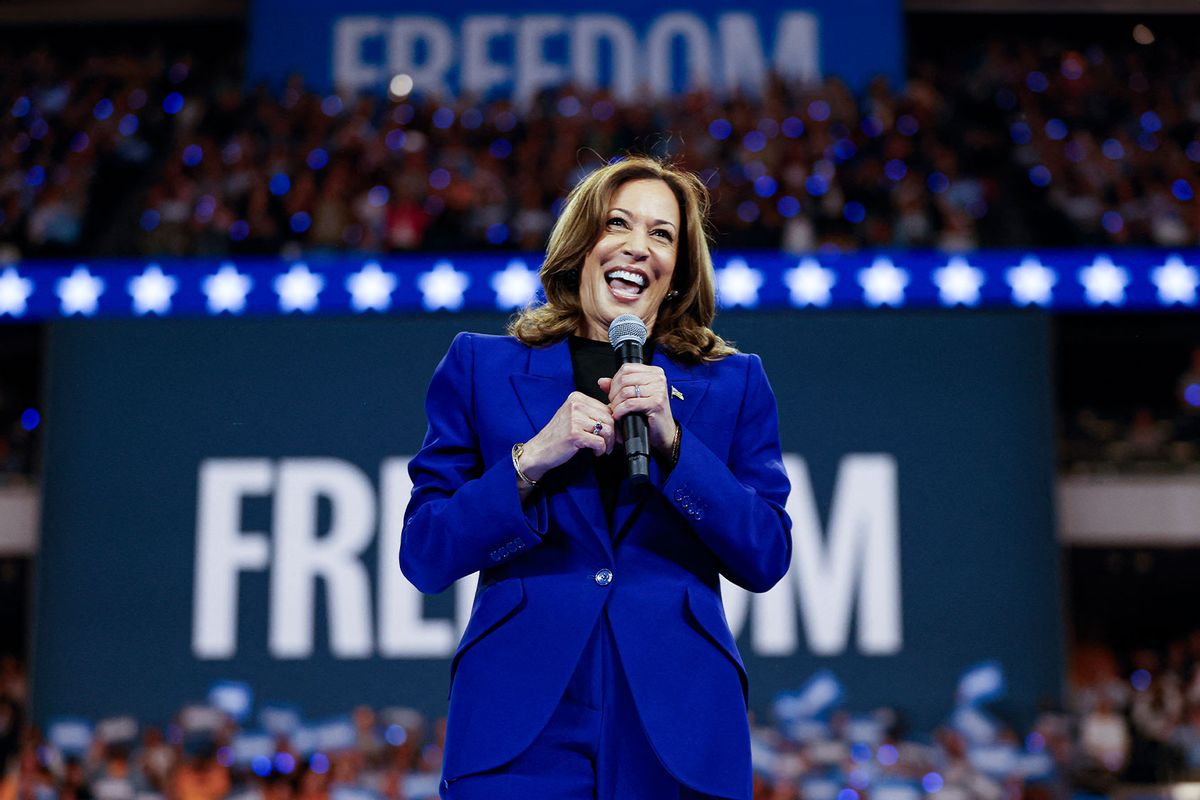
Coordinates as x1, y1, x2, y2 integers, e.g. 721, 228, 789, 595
608, 314, 650, 484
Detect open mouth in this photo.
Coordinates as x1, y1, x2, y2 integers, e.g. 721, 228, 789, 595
604, 268, 647, 300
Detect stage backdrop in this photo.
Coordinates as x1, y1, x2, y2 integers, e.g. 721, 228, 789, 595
246, 0, 902, 98
33, 310, 1059, 731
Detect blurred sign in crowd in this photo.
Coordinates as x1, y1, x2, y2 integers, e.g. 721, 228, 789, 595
34, 312, 1059, 730
247, 0, 903, 97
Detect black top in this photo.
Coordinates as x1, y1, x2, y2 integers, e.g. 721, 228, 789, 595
568, 335, 655, 526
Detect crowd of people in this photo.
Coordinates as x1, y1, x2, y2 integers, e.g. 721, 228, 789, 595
4, 23, 1200, 478
3, 20, 1200, 799
4, 632, 1200, 800
1071, 629, 1200, 792
0, 325, 39, 484
4, 24, 1200, 260
1060, 344, 1200, 472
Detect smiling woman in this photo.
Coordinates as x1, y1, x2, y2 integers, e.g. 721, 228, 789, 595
577, 178, 679, 339
510, 156, 737, 363
401, 154, 792, 800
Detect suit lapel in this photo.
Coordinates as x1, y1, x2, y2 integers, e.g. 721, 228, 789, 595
610, 350, 711, 544
510, 341, 570, 436
510, 340, 611, 555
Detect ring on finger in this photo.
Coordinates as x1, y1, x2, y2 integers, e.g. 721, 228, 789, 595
634, 384, 642, 398
591, 421, 604, 435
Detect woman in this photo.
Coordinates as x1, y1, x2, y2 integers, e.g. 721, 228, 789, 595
401, 156, 792, 800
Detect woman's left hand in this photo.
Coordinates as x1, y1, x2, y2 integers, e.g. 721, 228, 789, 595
598, 364, 676, 457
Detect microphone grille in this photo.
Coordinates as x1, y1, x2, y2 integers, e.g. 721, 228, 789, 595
608, 314, 648, 348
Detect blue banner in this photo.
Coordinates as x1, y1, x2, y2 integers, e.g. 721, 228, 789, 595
33, 310, 1060, 733
246, 0, 902, 97
2, 249, 1198, 322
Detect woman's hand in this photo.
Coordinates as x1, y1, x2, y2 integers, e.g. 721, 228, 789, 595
518, 391, 616, 483
599, 364, 676, 457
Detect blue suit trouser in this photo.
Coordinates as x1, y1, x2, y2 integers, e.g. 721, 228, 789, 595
443, 608, 727, 800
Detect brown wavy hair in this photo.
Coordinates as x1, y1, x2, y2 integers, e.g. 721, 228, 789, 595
508, 156, 736, 363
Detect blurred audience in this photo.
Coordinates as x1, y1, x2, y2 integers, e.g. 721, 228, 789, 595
6, 26, 1200, 261
4, 28, 1200, 477
4, 631, 1200, 798
2, 22, 1200, 800
1061, 346, 1200, 471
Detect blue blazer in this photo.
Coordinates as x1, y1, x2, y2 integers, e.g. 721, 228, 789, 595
401, 333, 792, 799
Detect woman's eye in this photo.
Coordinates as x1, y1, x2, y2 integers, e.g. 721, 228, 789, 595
652, 229, 674, 241
607, 217, 627, 228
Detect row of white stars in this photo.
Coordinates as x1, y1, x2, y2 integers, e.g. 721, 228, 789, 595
718, 254, 1200, 308
1, 254, 1197, 317
0, 260, 538, 318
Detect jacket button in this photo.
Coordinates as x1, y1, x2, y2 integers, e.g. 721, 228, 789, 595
593, 568, 613, 586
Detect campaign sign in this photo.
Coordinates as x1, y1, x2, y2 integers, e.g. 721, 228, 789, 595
33, 310, 1059, 731
247, 0, 903, 98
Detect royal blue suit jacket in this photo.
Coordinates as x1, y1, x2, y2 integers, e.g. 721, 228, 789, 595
400, 333, 792, 799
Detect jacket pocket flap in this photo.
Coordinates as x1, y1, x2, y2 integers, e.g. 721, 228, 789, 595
450, 579, 526, 678
684, 585, 748, 697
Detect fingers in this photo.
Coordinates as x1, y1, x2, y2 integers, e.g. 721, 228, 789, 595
602, 369, 676, 456
606, 364, 668, 405
606, 366, 669, 414
563, 390, 614, 423
527, 392, 617, 474
616, 383, 659, 400
609, 396, 663, 421
583, 427, 613, 456
566, 392, 615, 456
611, 363, 663, 382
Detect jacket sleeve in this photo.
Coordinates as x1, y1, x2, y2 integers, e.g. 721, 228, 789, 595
659, 353, 792, 593
400, 333, 548, 594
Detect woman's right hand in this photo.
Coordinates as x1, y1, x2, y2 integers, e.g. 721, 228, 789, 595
518, 391, 616, 483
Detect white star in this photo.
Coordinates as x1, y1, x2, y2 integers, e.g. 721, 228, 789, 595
490, 259, 540, 309
202, 262, 253, 314
127, 264, 178, 315
274, 262, 324, 313
346, 261, 397, 312
417, 260, 470, 311
857, 256, 909, 307
932, 256, 985, 307
1150, 255, 1198, 306
716, 258, 763, 308
56, 265, 105, 316
0, 267, 35, 317
1078, 254, 1129, 306
1005, 255, 1057, 307
783, 257, 837, 307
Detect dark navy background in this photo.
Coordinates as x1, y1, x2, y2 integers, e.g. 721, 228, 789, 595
33, 310, 1060, 730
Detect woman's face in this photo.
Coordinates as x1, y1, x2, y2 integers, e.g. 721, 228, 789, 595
577, 178, 680, 341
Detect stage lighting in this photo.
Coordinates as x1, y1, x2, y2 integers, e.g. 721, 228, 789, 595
388, 73, 414, 100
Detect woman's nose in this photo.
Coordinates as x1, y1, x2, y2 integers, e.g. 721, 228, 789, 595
622, 227, 650, 258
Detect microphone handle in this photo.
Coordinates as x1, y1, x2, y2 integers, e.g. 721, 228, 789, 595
615, 341, 650, 484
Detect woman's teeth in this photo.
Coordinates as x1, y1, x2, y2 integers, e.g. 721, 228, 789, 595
605, 269, 645, 298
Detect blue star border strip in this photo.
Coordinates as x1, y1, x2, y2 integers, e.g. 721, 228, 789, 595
1, 249, 1198, 321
